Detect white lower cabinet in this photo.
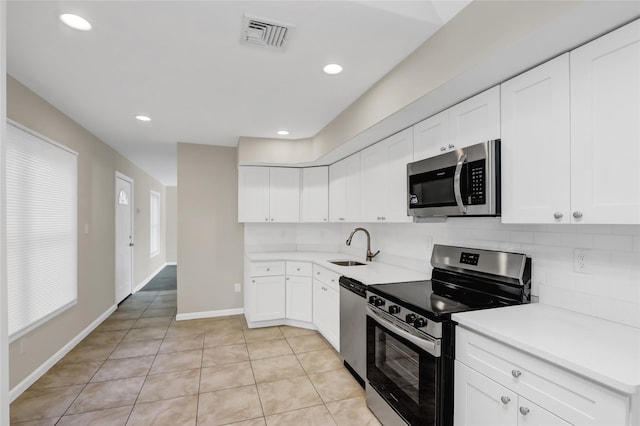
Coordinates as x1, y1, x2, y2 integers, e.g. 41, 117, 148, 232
249, 275, 286, 322
455, 361, 570, 426
455, 327, 631, 426
285, 261, 313, 322
312, 278, 339, 351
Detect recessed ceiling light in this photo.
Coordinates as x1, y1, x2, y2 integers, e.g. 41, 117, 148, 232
135, 115, 151, 122
59, 14, 92, 31
277, 130, 289, 136
323, 64, 343, 75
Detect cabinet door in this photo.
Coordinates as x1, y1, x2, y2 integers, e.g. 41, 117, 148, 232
385, 128, 414, 222
518, 397, 571, 426
360, 142, 387, 222
454, 361, 517, 426
449, 86, 501, 150
250, 275, 285, 322
269, 168, 300, 223
301, 167, 329, 223
501, 54, 571, 224
286, 276, 312, 322
312, 279, 340, 351
344, 153, 362, 222
329, 158, 347, 222
238, 166, 270, 222
413, 110, 450, 161
571, 19, 640, 224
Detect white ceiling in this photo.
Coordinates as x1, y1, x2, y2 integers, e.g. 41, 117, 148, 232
7, 1, 470, 186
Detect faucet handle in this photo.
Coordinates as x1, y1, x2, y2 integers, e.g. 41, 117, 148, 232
368, 250, 380, 261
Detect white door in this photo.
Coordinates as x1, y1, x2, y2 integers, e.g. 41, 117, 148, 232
251, 275, 286, 321
413, 110, 450, 160
449, 86, 501, 150
501, 54, 571, 223
570, 19, 640, 224
385, 128, 414, 222
285, 276, 312, 322
115, 174, 134, 304
301, 167, 329, 223
344, 153, 362, 222
360, 141, 387, 222
518, 397, 572, 426
329, 159, 347, 222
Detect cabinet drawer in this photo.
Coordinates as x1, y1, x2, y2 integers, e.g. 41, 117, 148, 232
312, 264, 340, 290
456, 327, 629, 426
249, 261, 285, 277
286, 261, 312, 277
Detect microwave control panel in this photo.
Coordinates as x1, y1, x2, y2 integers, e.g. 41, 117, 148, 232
467, 160, 485, 205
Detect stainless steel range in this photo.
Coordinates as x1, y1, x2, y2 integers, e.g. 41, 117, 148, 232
366, 244, 531, 426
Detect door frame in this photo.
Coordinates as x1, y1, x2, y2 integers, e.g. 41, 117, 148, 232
115, 171, 134, 303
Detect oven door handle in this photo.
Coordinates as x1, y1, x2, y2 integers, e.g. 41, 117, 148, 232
454, 153, 467, 215
367, 307, 441, 357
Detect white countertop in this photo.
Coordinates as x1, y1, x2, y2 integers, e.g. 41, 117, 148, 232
453, 303, 640, 395
245, 251, 429, 285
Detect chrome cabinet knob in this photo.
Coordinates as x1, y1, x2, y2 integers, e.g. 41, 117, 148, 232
511, 370, 522, 378
553, 212, 563, 219
500, 396, 510, 405
573, 211, 583, 219
323, 218, 327, 221
270, 218, 274, 221
266, 268, 270, 271
519, 407, 530, 416
252, 280, 255, 283
265, 218, 268, 221
440, 146, 446, 152
448, 144, 455, 149
286, 277, 290, 280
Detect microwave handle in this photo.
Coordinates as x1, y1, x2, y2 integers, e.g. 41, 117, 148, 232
454, 154, 467, 214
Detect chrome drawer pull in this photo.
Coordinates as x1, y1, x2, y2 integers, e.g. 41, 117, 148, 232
553, 212, 563, 219
519, 407, 530, 416
500, 396, 510, 404
511, 370, 522, 378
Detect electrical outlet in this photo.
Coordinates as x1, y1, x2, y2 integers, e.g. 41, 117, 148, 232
574, 249, 591, 274
234, 283, 241, 293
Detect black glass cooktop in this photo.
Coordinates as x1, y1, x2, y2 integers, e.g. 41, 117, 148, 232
368, 280, 514, 321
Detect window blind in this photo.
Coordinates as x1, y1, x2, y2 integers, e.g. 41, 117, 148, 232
6, 121, 78, 341
150, 190, 160, 257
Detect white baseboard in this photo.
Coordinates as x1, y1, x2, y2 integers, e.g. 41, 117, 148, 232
9, 304, 117, 402
166, 262, 177, 266
245, 318, 317, 330
133, 262, 176, 293
176, 308, 244, 321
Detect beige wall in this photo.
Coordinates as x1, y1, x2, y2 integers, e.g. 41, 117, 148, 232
177, 143, 243, 315
6, 76, 166, 389
165, 186, 178, 263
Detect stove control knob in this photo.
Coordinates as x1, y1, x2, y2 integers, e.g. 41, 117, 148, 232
368, 296, 378, 305
405, 313, 417, 323
374, 298, 386, 307
414, 317, 426, 328
388, 305, 400, 314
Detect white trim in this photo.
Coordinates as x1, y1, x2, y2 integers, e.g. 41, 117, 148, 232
176, 308, 244, 321
9, 300, 77, 343
166, 262, 177, 266
9, 303, 117, 402
149, 190, 160, 258
115, 172, 134, 304
133, 262, 173, 293
245, 318, 317, 330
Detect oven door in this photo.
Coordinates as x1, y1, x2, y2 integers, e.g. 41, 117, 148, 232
366, 307, 442, 426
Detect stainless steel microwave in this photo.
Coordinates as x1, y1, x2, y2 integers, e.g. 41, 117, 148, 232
407, 140, 500, 218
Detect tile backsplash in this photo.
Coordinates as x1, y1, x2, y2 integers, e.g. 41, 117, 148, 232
244, 220, 640, 328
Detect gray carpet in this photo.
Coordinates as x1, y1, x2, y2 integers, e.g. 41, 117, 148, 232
140, 265, 177, 291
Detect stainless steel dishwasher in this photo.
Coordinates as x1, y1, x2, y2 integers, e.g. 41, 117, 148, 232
339, 275, 367, 387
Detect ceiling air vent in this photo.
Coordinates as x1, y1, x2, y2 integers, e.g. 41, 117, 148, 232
241, 14, 293, 50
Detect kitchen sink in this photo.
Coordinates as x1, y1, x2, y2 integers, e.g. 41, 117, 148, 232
329, 260, 366, 266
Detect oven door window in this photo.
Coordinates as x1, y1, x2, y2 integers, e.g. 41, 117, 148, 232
367, 316, 440, 426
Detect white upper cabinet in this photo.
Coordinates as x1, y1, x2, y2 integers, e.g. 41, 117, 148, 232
570, 19, 640, 224
413, 110, 450, 161
501, 54, 571, 223
238, 166, 270, 223
301, 167, 329, 223
412, 86, 500, 161
361, 128, 413, 222
448, 86, 501, 149
238, 166, 300, 222
329, 153, 361, 222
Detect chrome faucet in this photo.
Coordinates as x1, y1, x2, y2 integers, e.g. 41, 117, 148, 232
346, 227, 380, 262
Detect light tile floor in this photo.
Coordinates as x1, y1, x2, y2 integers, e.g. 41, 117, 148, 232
10, 290, 381, 426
